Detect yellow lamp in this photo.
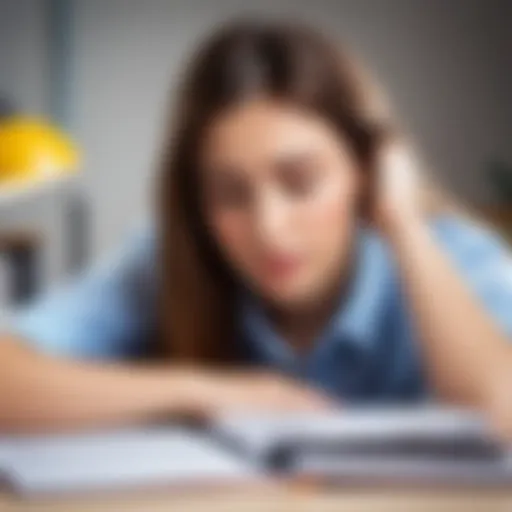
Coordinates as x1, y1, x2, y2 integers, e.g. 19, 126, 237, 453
0, 116, 80, 194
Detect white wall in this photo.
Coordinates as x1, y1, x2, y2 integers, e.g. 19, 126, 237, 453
1, 0, 511, 282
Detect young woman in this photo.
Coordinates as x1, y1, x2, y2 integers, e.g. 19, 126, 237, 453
1, 20, 512, 436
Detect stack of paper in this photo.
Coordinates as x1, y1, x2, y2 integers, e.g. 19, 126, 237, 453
213, 406, 512, 484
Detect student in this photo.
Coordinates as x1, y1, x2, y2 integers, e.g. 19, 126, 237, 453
1, 20, 512, 435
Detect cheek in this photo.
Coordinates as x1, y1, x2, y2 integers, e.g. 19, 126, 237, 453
301, 171, 358, 241
207, 210, 255, 271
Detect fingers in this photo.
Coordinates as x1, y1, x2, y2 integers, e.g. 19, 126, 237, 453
205, 370, 340, 415
235, 373, 338, 413
262, 375, 335, 412
295, 386, 338, 411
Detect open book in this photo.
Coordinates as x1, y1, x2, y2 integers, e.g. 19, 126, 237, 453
1, 406, 511, 496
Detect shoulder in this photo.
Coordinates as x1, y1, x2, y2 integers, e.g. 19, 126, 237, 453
94, 220, 157, 278
123, 218, 157, 258
429, 213, 512, 287
430, 214, 510, 261
1, 221, 159, 358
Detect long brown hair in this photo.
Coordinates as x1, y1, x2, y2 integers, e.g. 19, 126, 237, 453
156, 19, 443, 363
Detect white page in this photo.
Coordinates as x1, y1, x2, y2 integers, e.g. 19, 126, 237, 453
0, 425, 255, 496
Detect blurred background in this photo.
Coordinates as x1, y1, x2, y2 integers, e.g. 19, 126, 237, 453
0, 0, 510, 310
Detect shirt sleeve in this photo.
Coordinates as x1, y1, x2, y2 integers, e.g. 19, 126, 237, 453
434, 216, 512, 337
1, 226, 157, 360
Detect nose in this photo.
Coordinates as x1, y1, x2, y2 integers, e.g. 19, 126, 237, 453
252, 190, 289, 248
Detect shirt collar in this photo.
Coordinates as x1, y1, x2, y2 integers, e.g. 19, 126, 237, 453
239, 292, 295, 366
238, 226, 392, 362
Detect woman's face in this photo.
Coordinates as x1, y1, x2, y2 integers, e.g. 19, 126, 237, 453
201, 97, 362, 308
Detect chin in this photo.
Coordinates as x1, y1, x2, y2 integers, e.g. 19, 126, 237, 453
262, 279, 318, 309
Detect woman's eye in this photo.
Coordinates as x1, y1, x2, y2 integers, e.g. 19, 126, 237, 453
280, 168, 319, 196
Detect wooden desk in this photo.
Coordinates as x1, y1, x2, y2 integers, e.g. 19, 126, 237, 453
1, 486, 512, 512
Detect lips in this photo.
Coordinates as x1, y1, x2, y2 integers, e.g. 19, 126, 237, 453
260, 254, 302, 280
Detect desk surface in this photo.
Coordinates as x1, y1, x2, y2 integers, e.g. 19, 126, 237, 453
2, 486, 512, 512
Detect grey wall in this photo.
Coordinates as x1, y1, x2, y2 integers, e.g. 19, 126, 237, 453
75, 0, 512, 257
1, 0, 511, 284
0, 0, 48, 115
495, 0, 512, 162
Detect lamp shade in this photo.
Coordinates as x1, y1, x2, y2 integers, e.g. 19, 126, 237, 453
0, 116, 80, 189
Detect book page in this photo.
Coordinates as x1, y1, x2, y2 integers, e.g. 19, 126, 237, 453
0, 426, 255, 495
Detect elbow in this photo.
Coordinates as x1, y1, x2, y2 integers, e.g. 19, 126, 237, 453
0, 375, 25, 434
0, 338, 36, 434
0, 390, 22, 434
0, 386, 44, 435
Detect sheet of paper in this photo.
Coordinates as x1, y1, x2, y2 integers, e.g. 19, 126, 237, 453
0, 425, 255, 496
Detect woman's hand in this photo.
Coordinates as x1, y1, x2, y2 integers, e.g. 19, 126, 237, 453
371, 138, 424, 234
187, 370, 337, 417
370, 141, 512, 432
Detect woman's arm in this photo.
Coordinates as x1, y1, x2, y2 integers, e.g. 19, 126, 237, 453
0, 226, 331, 433
0, 336, 331, 433
385, 216, 512, 407
0, 335, 206, 432
377, 144, 512, 436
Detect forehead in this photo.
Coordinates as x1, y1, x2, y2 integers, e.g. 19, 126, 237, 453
200, 97, 347, 170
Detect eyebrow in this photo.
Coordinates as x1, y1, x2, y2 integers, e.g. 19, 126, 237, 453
271, 149, 320, 169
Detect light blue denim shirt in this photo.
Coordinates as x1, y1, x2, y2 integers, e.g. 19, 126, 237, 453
4, 216, 512, 403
